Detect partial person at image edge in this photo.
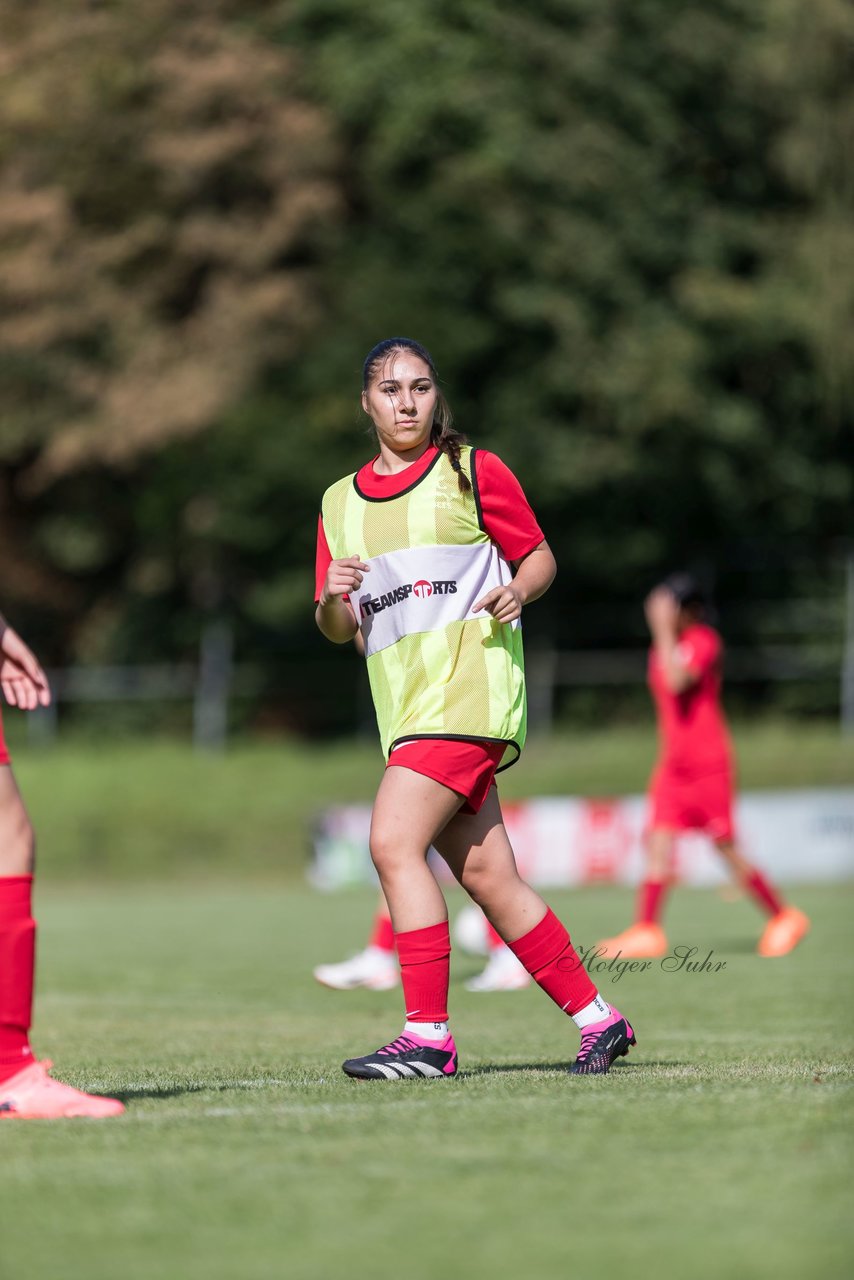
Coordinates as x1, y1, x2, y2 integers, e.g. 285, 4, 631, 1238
0, 614, 124, 1119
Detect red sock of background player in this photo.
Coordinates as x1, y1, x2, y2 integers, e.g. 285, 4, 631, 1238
0, 875, 37, 1084
396, 921, 451, 1041
636, 880, 667, 926
509, 909, 611, 1028
485, 920, 504, 951
368, 910, 396, 954
743, 867, 784, 917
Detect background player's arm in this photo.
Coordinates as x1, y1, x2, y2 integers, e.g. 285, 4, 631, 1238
645, 587, 698, 693
474, 540, 556, 624
0, 615, 52, 709
315, 556, 368, 644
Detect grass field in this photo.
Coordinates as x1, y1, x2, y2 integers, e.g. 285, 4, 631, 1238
2, 723, 852, 1277
2, 882, 852, 1280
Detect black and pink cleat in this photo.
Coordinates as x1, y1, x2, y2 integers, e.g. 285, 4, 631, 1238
569, 1009, 636, 1076
343, 1032, 458, 1080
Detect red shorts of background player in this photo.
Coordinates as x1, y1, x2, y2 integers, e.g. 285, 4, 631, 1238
0, 709, 9, 767
387, 739, 505, 815
647, 764, 735, 843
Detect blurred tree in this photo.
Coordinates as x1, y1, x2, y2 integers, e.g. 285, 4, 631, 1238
0, 0, 849, 727
281, 0, 852, 642
0, 0, 341, 645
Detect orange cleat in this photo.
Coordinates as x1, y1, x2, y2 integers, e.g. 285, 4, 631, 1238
595, 922, 669, 959
0, 1060, 125, 1119
757, 907, 810, 957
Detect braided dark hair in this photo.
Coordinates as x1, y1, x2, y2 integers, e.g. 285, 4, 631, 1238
362, 337, 471, 494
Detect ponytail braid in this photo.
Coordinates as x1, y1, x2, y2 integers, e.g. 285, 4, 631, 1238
431, 422, 472, 494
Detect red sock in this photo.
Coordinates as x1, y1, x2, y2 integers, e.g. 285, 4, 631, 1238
637, 880, 667, 925
368, 911, 395, 953
395, 921, 450, 1023
485, 920, 504, 951
508, 909, 597, 1017
744, 868, 784, 917
0, 875, 36, 1083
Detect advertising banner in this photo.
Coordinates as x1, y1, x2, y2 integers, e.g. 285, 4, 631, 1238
309, 790, 854, 890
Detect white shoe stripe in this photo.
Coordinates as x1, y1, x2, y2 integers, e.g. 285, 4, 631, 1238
367, 1058, 446, 1079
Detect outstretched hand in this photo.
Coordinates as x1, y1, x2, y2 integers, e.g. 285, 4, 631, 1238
0, 625, 51, 710
473, 584, 524, 624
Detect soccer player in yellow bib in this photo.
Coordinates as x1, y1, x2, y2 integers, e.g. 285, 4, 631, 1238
315, 337, 637, 1079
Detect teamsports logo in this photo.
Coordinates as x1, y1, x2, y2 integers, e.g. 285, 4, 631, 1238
361, 579, 457, 617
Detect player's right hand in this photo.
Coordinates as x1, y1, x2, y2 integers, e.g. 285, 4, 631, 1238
644, 585, 679, 634
319, 555, 370, 606
0, 626, 51, 710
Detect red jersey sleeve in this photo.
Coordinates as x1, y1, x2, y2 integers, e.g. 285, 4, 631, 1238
315, 514, 333, 602
676, 626, 721, 678
474, 450, 545, 561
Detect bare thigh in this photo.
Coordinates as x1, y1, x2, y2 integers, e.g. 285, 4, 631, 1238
433, 789, 546, 943
369, 765, 464, 933
0, 766, 35, 875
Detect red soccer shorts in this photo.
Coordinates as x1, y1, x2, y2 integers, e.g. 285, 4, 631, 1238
647, 764, 735, 843
386, 739, 505, 814
0, 710, 9, 767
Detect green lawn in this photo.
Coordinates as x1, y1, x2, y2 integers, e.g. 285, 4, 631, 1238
11, 719, 854, 879
2, 882, 852, 1280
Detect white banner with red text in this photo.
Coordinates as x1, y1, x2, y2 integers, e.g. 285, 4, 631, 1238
309, 789, 854, 890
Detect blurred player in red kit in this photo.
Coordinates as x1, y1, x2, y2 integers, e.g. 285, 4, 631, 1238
0, 614, 124, 1119
598, 574, 810, 959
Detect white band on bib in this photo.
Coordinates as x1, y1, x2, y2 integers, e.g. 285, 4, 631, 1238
355, 543, 516, 657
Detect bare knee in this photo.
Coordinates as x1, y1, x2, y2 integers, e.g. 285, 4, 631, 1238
715, 839, 751, 878
460, 858, 515, 909
646, 829, 673, 880
369, 827, 420, 881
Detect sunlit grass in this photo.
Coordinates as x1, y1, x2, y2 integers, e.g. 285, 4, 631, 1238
1, 882, 851, 1280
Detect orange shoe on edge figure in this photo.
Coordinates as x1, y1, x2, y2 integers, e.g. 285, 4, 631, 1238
0, 1060, 124, 1119
595, 922, 669, 959
757, 907, 810, 957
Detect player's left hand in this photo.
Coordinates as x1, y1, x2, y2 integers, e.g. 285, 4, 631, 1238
0, 626, 51, 710
473, 585, 524, 624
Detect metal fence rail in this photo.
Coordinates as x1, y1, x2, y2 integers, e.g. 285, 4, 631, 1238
26, 640, 851, 749
19, 558, 854, 745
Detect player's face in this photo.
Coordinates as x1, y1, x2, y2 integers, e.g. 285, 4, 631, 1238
362, 352, 437, 455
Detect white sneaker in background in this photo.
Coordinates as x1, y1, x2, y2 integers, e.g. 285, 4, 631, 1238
464, 946, 531, 992
313, 946, 399, 991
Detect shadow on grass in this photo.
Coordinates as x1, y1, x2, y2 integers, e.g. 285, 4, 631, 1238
458, 1059, 686, 1078
112, 1079, 268, 1103
713, 935, 764, 955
